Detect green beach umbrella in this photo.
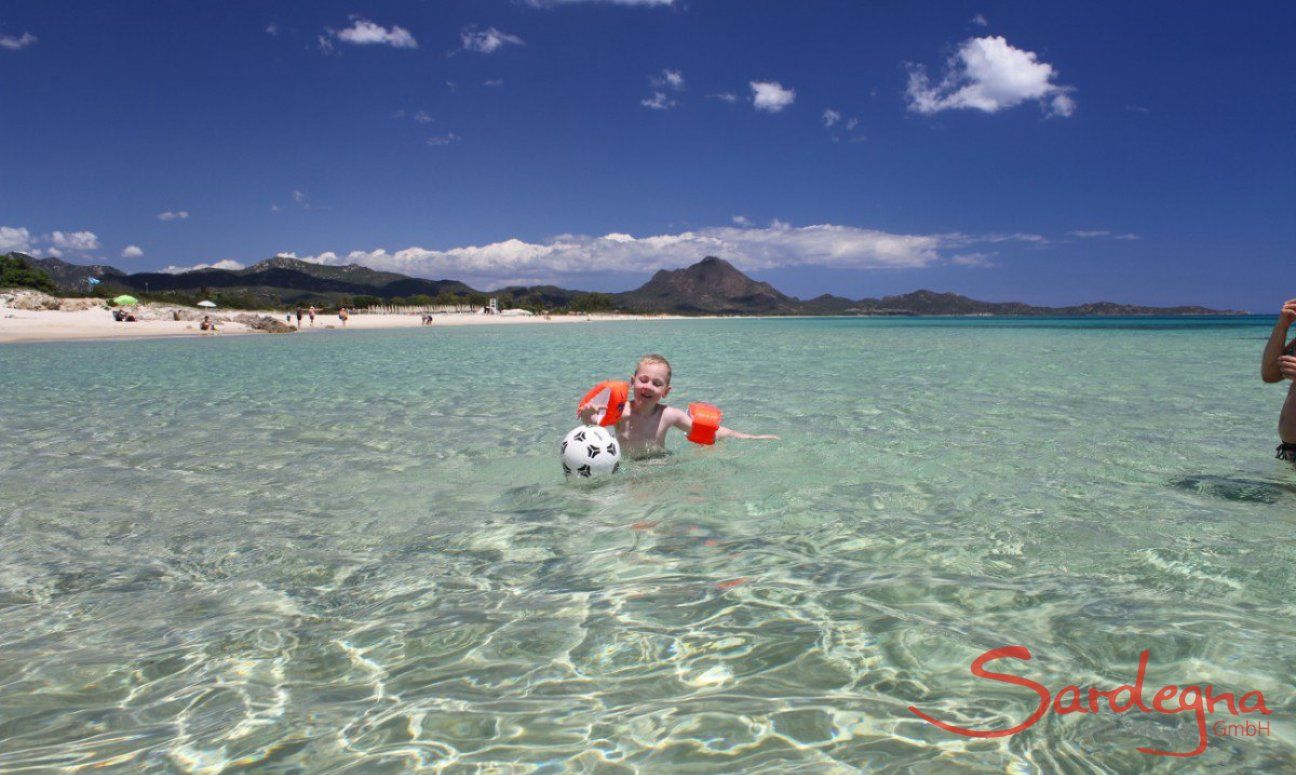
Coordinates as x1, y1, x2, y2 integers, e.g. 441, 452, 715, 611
112, 295, 139, 306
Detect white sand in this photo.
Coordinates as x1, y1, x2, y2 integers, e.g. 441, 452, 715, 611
0, 298, 681, 345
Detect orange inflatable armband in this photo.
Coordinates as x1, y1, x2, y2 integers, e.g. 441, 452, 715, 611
687, 402, 723, 445
577, 381, 629, 427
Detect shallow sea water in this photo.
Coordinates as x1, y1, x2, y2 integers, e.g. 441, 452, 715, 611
1, 317, 1293, 773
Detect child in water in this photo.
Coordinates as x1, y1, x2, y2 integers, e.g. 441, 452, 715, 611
1261, 297, 1296, 463
578, 353, 778, 459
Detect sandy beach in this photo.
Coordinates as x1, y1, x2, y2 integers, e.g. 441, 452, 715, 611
0, 293, 680, 344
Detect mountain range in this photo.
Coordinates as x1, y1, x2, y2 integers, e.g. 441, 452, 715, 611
7, 252, 1241, 316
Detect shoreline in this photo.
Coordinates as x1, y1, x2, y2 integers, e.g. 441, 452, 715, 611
0, 295, 1266, 347
0, 304, 687, 345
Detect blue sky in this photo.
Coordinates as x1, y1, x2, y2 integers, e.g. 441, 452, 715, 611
1, 1, 1292, 309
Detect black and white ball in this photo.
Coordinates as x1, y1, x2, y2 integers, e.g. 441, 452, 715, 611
560, 425, 621, 478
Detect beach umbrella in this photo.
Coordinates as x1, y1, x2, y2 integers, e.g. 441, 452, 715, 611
197, 300, 217, 308
112, 294, 139, 306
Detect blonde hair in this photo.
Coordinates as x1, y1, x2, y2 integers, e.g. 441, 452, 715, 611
635, 353, 672, 384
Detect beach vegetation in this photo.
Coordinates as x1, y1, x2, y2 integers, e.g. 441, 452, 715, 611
0, 254, 59, 293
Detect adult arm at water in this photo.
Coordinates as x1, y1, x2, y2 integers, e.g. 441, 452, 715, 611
1261, 299, 1296, 383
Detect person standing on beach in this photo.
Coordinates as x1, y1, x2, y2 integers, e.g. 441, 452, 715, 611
338, 307, 349, 326
308, 306, 316, 326
295, 307, 304, 329
1261, 298, 1296, 463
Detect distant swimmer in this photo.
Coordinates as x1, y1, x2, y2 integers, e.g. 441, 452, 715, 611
577, 353, 778, 459
1261, 298, 1296, 464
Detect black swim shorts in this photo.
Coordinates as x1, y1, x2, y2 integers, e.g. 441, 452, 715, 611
1277, 442, 1296, 463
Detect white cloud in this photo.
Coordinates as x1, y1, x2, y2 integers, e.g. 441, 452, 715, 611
157, 210, 190, 221
750, 81, 796, 113
121, 245, 144, 258
710, 92, 739, 104
971, 14, 988, 27
317, 34, 335, 54
46, 247, 62, 258
483, 79, 505, 87
333, 18, 417, 49
524, 0, 674, 6
159, 259, 246, 274
292, 189, 307, 203
641, 91, 674, 110
949, 252, 996, 267
414, 110, 434, 124
0, 31, 37, 51
286, 222, 967, 287
906, 36, 1076, 117
50, 230, 100, 251
265, 23, 279, 36
0, 226, 34, 253
822, 108, 841, 127
1067, 230, 1141, 241
427, 133, 461, 146
731, 215, 752, 226
460, 26, 523, 54
651, 69, 685, 91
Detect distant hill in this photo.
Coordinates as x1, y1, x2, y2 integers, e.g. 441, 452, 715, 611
28, 255, 127, 290
5, 251, 1243, 315
615, 256, 801, 314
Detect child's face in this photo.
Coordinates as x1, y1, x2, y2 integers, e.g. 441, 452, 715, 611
632, 362, 671, 404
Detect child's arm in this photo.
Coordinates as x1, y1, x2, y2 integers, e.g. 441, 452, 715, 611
669, 407, 779, 440
1261, 299, 1296, 383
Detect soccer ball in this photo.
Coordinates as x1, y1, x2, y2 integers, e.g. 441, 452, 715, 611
560, 425, 621, 478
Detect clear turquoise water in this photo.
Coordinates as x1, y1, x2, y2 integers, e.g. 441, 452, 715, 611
1, 317, 1293, 773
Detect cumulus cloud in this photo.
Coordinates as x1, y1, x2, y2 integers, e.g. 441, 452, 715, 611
157, 210, 190, 221
0, 226, 34, 253
121, 245, 144, 258
651, 69, 685, 91
731, 215, 752, 226
641, 92, 674, 110
332, 18, 417, 49
460, 26, 523, 54
1067, 229, 1140, 240
159, 259, 245, 274
906, 36, 1076, 117
949, 252, 996, 267
822, 108, 841, 127
0, 31, 37, 50
750, 81, 796, 113
50, 230, 100, 251
524, 0, 674, 6
285, 222, 982, 288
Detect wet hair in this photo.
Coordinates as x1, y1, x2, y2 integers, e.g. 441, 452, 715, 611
635, 353, 672, 384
